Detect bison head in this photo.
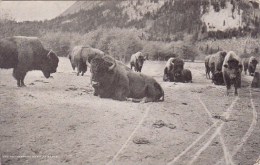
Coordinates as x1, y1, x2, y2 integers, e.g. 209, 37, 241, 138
212, 71, 224, 85
249, 58, 258, 75
90, 57, 116, 85
136, 55, 146, 70
169, 58, 184, 81
42, 50, 59, 78
223, 59, 242, 80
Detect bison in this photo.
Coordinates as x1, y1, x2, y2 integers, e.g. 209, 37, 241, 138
205, 55, 211, 79
0, 36, 59, 87
167, 58, 185, 82
130, 51, 146, 72
91, 56, 164, 103
222, 51, 242, 96
68, 46, 105, 76
242, 56, 258, 76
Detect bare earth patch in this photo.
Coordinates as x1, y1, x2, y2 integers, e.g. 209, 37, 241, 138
0, 58, 259, 165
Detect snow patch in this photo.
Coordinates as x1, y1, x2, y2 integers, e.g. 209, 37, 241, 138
201, 2, 243, 32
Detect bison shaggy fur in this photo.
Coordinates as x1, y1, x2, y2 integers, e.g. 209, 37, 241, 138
91, 56, 164, 103
0, 36, 59, 87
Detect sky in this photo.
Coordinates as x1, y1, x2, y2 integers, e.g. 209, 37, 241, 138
0, 1, 75, 22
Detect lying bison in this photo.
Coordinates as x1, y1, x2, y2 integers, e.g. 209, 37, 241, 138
130, 51, 146, 72
68, 46, 105, 76
91, 56, 164, 103
0, 36, 59, 87
222, 51, 242, 96
242, 56, 258, 76
168, 58, 185, 82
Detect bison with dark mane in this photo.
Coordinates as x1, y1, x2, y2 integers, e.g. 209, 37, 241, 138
130, 51, 146, 72
242, 56, 258, 76
91, 56, 164, 103
222, 51, 242, 96
0, 36, 59, 87
68, 46, 105, 76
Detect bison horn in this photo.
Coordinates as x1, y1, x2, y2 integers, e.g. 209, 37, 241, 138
170, 59, 175, 65
108, 60, 116, 71
86, 60, 91, 67
47, 50, 53, 58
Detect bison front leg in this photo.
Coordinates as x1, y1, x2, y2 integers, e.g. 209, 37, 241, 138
113, 87, 129, 101
20, 73, 27, 87
13, 68, 27, 87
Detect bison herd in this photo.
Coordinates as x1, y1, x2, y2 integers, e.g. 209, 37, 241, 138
204, 50, 259, 95
0, 36, 259, 102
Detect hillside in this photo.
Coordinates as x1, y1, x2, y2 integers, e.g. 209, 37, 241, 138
1, 0, 259, 40
1, 0, 260, 60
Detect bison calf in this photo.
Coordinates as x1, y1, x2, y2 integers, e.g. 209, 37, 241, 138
222, 51, 242, 96
0, 36, 59, 87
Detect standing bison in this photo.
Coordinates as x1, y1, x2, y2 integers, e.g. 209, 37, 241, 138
0, 36, 59, 87
242, 56, 258, 76
222, 51, 242, 96
130, 51, 146, 72
91, 56, 164, 103
68, 46, 105, 76
205, 55, 211, 79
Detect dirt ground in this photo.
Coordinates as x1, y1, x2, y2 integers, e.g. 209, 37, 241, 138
0, 58, 259, 165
